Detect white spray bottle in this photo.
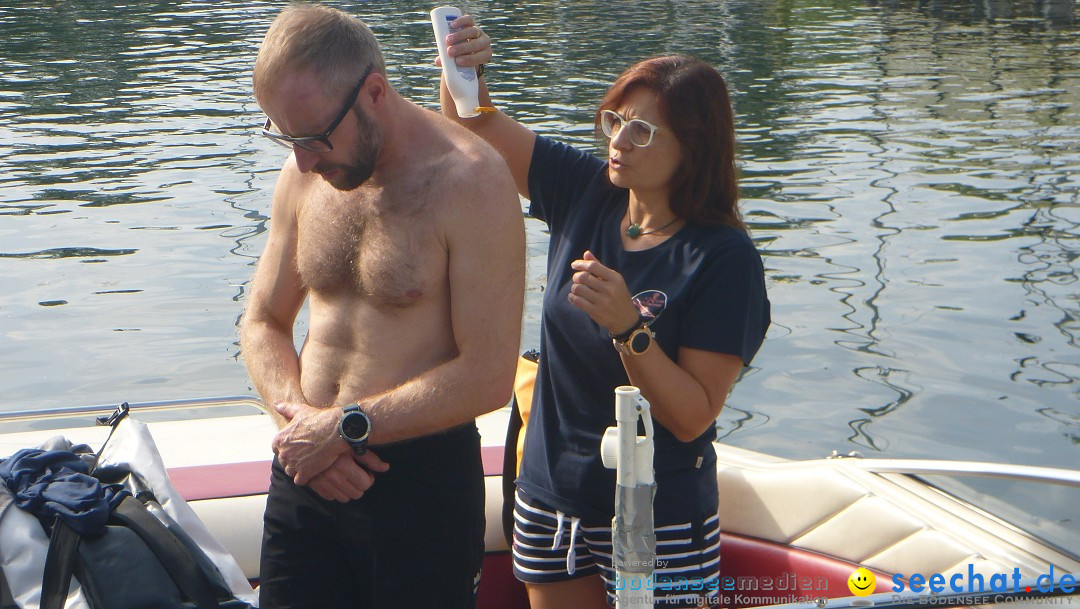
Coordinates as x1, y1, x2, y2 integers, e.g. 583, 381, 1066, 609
431, 5, 485, 118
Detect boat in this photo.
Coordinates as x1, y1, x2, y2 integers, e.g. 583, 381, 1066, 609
1, 396, 1077, 609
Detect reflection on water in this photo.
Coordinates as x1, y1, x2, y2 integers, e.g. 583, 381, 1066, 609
0, 0, 279, 407
0, 0, 1077, 532
712, 0, 1079, 463
886, 0, 1076, 22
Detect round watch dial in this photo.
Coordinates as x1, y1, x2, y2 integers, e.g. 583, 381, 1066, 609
342, 411, 369, 441
629, 328, 652, 354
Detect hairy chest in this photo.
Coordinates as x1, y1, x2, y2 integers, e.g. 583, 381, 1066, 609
295, 191, 444, 308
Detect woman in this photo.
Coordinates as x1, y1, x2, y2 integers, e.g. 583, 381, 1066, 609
441, 17, 770, 609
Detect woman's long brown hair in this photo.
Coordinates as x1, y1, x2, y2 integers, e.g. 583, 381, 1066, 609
597, 55, 743, 230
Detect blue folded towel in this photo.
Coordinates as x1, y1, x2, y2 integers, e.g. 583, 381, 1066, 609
0, 448, 128, 536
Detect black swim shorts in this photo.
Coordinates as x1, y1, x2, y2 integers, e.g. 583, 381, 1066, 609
259, 423, 486, 609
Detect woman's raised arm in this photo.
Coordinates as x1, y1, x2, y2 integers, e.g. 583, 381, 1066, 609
439, 14, 537, 200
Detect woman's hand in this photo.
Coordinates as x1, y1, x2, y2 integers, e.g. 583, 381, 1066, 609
437, 14, 492, 69
568, 251, 641, 335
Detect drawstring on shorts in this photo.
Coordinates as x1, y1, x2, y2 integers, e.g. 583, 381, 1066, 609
551, 510, 582, 575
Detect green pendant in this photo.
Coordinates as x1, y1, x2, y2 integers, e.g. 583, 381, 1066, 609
626, 223, 642, 238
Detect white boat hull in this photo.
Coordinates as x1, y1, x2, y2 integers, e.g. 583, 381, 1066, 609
2, 397, 1077, 609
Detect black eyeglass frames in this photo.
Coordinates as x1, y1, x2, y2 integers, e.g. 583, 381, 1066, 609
260, 65, 373, 153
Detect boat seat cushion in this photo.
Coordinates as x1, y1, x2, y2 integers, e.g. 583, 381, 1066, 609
715, 462, 868, 542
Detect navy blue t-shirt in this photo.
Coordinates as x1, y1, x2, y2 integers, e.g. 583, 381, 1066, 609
517, 136, 771, 520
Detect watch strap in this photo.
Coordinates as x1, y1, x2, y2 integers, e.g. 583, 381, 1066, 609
609, 315, 646, 343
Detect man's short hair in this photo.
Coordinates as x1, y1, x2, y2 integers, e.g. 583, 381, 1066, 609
253, 3, 386, 101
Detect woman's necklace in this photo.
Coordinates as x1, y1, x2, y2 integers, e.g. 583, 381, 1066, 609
626, 213, 679, 239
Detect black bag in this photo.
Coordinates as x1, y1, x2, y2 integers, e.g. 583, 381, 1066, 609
2, 404, 256, 609
40, 486, 254, 609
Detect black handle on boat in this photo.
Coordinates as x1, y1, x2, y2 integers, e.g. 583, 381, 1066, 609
96, 402, 130, 428
88, 402, 130, 474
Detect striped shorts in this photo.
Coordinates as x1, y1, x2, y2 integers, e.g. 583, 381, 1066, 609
512, 489, 721, 608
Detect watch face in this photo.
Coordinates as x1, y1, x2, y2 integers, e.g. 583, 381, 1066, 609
629, 328, 652, 354
341, 411, 370, 442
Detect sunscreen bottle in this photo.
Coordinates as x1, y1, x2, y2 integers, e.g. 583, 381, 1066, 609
431, 6, 485, 118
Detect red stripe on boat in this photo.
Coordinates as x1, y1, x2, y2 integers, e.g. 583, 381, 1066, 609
170, 448, 505, 502
168, 461, 272, 502
481, 445, 503, 477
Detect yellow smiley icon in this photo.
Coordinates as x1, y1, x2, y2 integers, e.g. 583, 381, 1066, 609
848, 567, 877, 597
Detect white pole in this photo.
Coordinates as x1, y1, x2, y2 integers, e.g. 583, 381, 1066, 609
601, 386, 656, 609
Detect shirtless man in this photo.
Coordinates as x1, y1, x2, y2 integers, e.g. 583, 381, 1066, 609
240, 5, 522, 609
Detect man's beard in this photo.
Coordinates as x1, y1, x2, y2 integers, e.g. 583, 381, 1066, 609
318, 106, 380, 191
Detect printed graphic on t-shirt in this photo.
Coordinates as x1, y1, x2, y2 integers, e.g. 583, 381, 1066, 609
632, 290, 667, 323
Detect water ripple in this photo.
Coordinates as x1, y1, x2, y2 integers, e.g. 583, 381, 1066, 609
0, 247, 137, 260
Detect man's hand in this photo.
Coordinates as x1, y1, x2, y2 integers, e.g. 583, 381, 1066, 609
272, 402, 346, 485
308, 451, 390, 502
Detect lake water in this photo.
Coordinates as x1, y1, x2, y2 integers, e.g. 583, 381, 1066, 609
1, 1, 1077, 548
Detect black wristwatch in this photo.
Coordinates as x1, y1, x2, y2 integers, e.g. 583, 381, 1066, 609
338, 403, 371, 455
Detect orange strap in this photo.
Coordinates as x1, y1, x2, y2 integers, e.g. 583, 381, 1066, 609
512, 355, 538, 476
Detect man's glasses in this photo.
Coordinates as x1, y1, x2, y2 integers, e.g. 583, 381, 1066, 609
600, 110, 659, 148
261, 65, 373, 153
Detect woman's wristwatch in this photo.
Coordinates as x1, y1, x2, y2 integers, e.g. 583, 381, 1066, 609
610, 316, 654, 356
